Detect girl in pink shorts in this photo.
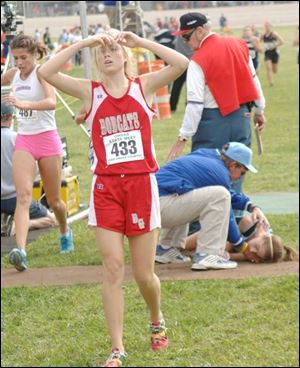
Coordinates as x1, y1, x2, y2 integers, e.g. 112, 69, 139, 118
15, 130, 63, 161
1, 34, 74, 273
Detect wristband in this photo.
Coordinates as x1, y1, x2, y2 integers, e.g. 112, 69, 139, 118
233, 236, 246, 252
240, 242, 249, 253
234, 241, 249, 253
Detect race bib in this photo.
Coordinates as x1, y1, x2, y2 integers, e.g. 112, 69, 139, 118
16, 109, 38, 120
103, 130, 144, 165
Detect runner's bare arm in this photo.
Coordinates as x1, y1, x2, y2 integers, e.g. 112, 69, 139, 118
1, 67, 18, 85
3, 72, 56, 111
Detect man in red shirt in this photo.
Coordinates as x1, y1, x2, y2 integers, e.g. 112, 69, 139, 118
168, 13, 266, 200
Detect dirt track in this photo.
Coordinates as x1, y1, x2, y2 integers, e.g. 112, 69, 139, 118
1, 261, 298, 288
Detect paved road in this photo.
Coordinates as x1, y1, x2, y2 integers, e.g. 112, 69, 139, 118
22, 3, 299, 38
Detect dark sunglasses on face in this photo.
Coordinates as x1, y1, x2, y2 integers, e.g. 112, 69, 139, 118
240, 166, 248, 176
235, 163, 248, 176
182, 29, 195, 42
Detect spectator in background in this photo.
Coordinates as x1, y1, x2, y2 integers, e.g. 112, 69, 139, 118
168, 12, 266, 236
34, 29, 41, 42
168, 13, 266, 200
163, 16, 170, 29
222, 18, 232, 35
43, 27, 54, 53
67, 27, 76, 44
72, 28, 83, 65
169, 17, 179, 33
58, 29, 69, 45
261, 21, 284, 87
103, 1, 129, 29
251, 24, 260, 38
1, 31, 9, 66
170, 35, 194, 112
243, 25, 262, 72
219, 13, 227, 33
156, 18, 163, 30
154, 24, 175, 60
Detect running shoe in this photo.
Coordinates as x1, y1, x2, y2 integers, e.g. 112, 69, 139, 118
191, 253, 237, 271
60, 227, 74, 253
8, 248, 27, 272
150, 319, 168, 351
155, 245, 190, 264
102, 349, 128, 367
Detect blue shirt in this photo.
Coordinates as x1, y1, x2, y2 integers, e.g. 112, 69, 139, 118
156, 148, 251, 244
104, 1, 129, 5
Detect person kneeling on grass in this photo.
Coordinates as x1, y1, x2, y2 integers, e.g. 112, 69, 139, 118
183, 215, 299, 263
155, 142, 270, 271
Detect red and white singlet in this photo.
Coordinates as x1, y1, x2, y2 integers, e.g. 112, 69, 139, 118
85, 77, 161, 235
85, 77, 159, 175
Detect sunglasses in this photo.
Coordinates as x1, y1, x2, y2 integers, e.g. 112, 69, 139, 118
240, 166, 247, 176
234, 163, 248, 176
242, 220, 260, 239
182, 29, 196, 42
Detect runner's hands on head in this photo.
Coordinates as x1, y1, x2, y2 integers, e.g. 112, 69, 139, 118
115, 32, 142, 48
81, 32, 141, 49
81, 34, 116, 48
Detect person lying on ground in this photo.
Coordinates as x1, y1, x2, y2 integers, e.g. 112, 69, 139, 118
183, 215, 299, 264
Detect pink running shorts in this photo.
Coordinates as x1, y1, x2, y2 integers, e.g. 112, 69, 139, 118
14, 130, 63, 161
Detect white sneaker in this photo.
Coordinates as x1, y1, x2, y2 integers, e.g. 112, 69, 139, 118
155, 245, 191, 264
191, 253, 237, 271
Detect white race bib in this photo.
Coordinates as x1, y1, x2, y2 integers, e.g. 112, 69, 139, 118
16, 109, 38, 120
103, 130, 144, 165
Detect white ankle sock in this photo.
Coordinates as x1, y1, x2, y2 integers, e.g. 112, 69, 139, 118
160, 244, 171, 250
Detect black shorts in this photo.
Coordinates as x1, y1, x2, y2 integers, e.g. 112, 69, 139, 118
264, 49, 279, 64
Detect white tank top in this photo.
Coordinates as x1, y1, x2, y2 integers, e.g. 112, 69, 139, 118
12, 65, 57, 135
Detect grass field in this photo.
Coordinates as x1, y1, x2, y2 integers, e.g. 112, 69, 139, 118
1, 25, 299, 367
